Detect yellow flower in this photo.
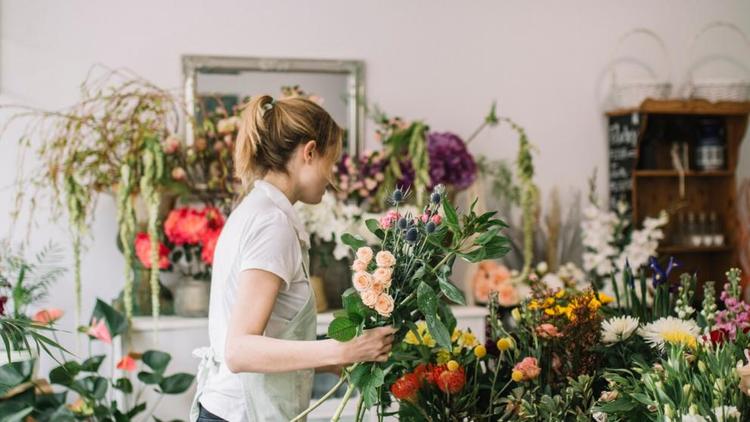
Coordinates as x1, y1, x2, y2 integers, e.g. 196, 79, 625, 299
597, 292, 615, 304
447, 360, 460, 371
511, 370, 524, 382
497, 337, 514, 352
474, 345, 487, 359
511, 308, 522, 321
404, 322, 435, 347
544, 308, 556, 316
460, 331, 478, 348
589, 297, 602, 312
662, 331, 697, 349
404, 329, 420, 345
422, 333, 436, 348
555, 289, 566, 299
528, 300, 539, 310
436, 349, 452, 364
452, 346, 462, 355
543, 297, 555, 307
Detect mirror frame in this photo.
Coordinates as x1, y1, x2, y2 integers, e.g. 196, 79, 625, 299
182, 55, 365, 157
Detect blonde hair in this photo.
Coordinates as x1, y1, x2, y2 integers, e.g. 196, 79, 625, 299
234, 95, 344, 193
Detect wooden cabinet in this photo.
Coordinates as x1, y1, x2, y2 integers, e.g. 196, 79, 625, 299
607, 99, 750, 284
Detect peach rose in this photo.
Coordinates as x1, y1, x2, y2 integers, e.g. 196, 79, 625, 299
374, 293, 395, 317
496, 283, 519, 307
370, 280, 385, 294
361, 289, 380, 307
356, 247, 374, 264
352, 259, 368, 272
352, 271, 373, 292
373, 267, 393, 287
376, 250, 396, 268
535, 323, 562, 339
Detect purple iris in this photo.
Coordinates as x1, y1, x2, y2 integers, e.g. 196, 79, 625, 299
426, 132, 477, 189
649, 256, 679, 288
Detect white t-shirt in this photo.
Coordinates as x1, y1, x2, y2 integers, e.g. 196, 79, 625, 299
199, 180, 312, 421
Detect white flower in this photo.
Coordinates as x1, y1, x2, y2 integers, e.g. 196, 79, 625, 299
592, 411, 608, 422
601, 316, 640, 344
713, 406, 740, 422
638, 317, 700, 350
680, 416, 707, 422
541, 273, 564, 290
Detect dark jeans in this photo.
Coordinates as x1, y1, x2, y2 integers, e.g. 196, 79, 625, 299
197, 403, 228, 422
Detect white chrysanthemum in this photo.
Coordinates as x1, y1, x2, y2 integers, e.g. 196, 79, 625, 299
601, 316, 640, 344
638, 317, 700, 350
713, 406, 740, 422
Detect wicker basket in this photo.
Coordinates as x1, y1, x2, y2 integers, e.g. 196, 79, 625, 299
685, 22, 750, 102
608, 28, 672, 109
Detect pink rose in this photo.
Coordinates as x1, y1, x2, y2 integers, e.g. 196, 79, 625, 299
431, 214, 442, 225
513, 357, 541, 381
352, 272, 373, 292
376, 250, 396, 268
163, 136, 181, 154
356, 247, 374, 264
352, 259, 368, 272
535, 323, 562, 339
361, 290, 380, 307
374, 293, 395, 317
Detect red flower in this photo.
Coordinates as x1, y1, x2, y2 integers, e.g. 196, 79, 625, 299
204, 206, 225, 231
116, 355, 137, 372
0, 296, 7, 316
390, 373, 420, 402
164, 208, 208, 245
435, 365, 466, 394
135, 232, 170, 269
414, 363, 436, 384
201, 228, 221, 265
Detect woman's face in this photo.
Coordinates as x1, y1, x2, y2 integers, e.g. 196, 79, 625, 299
294, 141, 338, 205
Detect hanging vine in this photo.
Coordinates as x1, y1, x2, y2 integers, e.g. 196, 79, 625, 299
116, 163, 137, 319
139, 137, 166, 327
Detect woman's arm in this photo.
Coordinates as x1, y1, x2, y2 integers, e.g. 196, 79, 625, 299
224, 268, 394, 374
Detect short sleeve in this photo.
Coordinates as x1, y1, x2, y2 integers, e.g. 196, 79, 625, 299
239, 212, 301, 290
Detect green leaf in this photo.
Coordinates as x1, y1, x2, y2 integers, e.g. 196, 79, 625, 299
343, 289, 367, 320
417, 282, 438, 315
142, 350, 171, 373
0, 361, 34, 396
113, 377, 133, 394
327, 317, 358, 342
437, 302, 458, 334
126, 402, 147, 418
365, 219, 384, 239
90, 299, 128, 339
137, 371, 163, 385
443, 199, 460, 232
0, 403, 33, 422
341, 233, 367, 251
80, 355, 106, 372
425, 314, 452, 350
49, 361, 81, 386
438, 277, 466, 305
159, 373, 195, 394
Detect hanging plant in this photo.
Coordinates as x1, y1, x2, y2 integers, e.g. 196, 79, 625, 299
2, 67, 186, 325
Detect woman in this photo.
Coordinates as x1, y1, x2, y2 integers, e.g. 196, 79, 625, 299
190, 95, 395, 421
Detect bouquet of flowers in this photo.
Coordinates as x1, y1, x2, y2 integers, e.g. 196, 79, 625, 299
135, 205, 225, 280
294, 185, 510, 421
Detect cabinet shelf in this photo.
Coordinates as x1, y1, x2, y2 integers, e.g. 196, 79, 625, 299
657, 245, 732, 254
634, 170, 733, 177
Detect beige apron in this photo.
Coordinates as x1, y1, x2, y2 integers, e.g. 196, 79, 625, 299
190, 235, 317, 421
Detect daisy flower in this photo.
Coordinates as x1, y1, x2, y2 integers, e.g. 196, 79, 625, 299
638, 316, 700, 350
601, 316, 640, 344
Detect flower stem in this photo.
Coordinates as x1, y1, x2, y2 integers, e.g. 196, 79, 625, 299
291, 372, 347, 422
332, 382, 356, 421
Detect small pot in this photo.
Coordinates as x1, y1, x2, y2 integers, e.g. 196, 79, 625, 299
174, 278, 211, 317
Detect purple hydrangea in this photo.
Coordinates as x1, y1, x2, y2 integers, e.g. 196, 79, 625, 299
426, 132, 477, 189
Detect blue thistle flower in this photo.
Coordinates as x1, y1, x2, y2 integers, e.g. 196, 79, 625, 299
426, 222, 436, 233
405, 227, 419, 243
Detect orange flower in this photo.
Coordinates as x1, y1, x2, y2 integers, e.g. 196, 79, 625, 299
535, 323, 562, 339
116, 355, 137, 372
435, 365, 466, 394
33, 308, 64, 325
134, 233, 170, 269
390, 373, 420, 402
513, 357, 541, 381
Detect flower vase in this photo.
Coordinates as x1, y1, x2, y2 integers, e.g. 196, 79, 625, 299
174, 278, 210, 318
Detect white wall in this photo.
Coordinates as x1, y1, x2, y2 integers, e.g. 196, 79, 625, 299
1, 0, 749, 410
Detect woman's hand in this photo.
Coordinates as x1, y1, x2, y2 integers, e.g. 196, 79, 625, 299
340, 326, 396, 364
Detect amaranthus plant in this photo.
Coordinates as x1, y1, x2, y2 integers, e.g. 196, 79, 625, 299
293, 185, 509, 421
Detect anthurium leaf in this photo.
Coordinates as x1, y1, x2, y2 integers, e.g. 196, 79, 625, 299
159, 373, 195, 394
80, 355, 106, 372
142, 350, 171, 374
49, 361, 81, 386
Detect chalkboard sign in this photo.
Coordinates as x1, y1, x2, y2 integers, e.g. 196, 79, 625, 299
608, 113, 641, 210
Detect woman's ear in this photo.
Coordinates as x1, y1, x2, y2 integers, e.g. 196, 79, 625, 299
302, 140, 318, 162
